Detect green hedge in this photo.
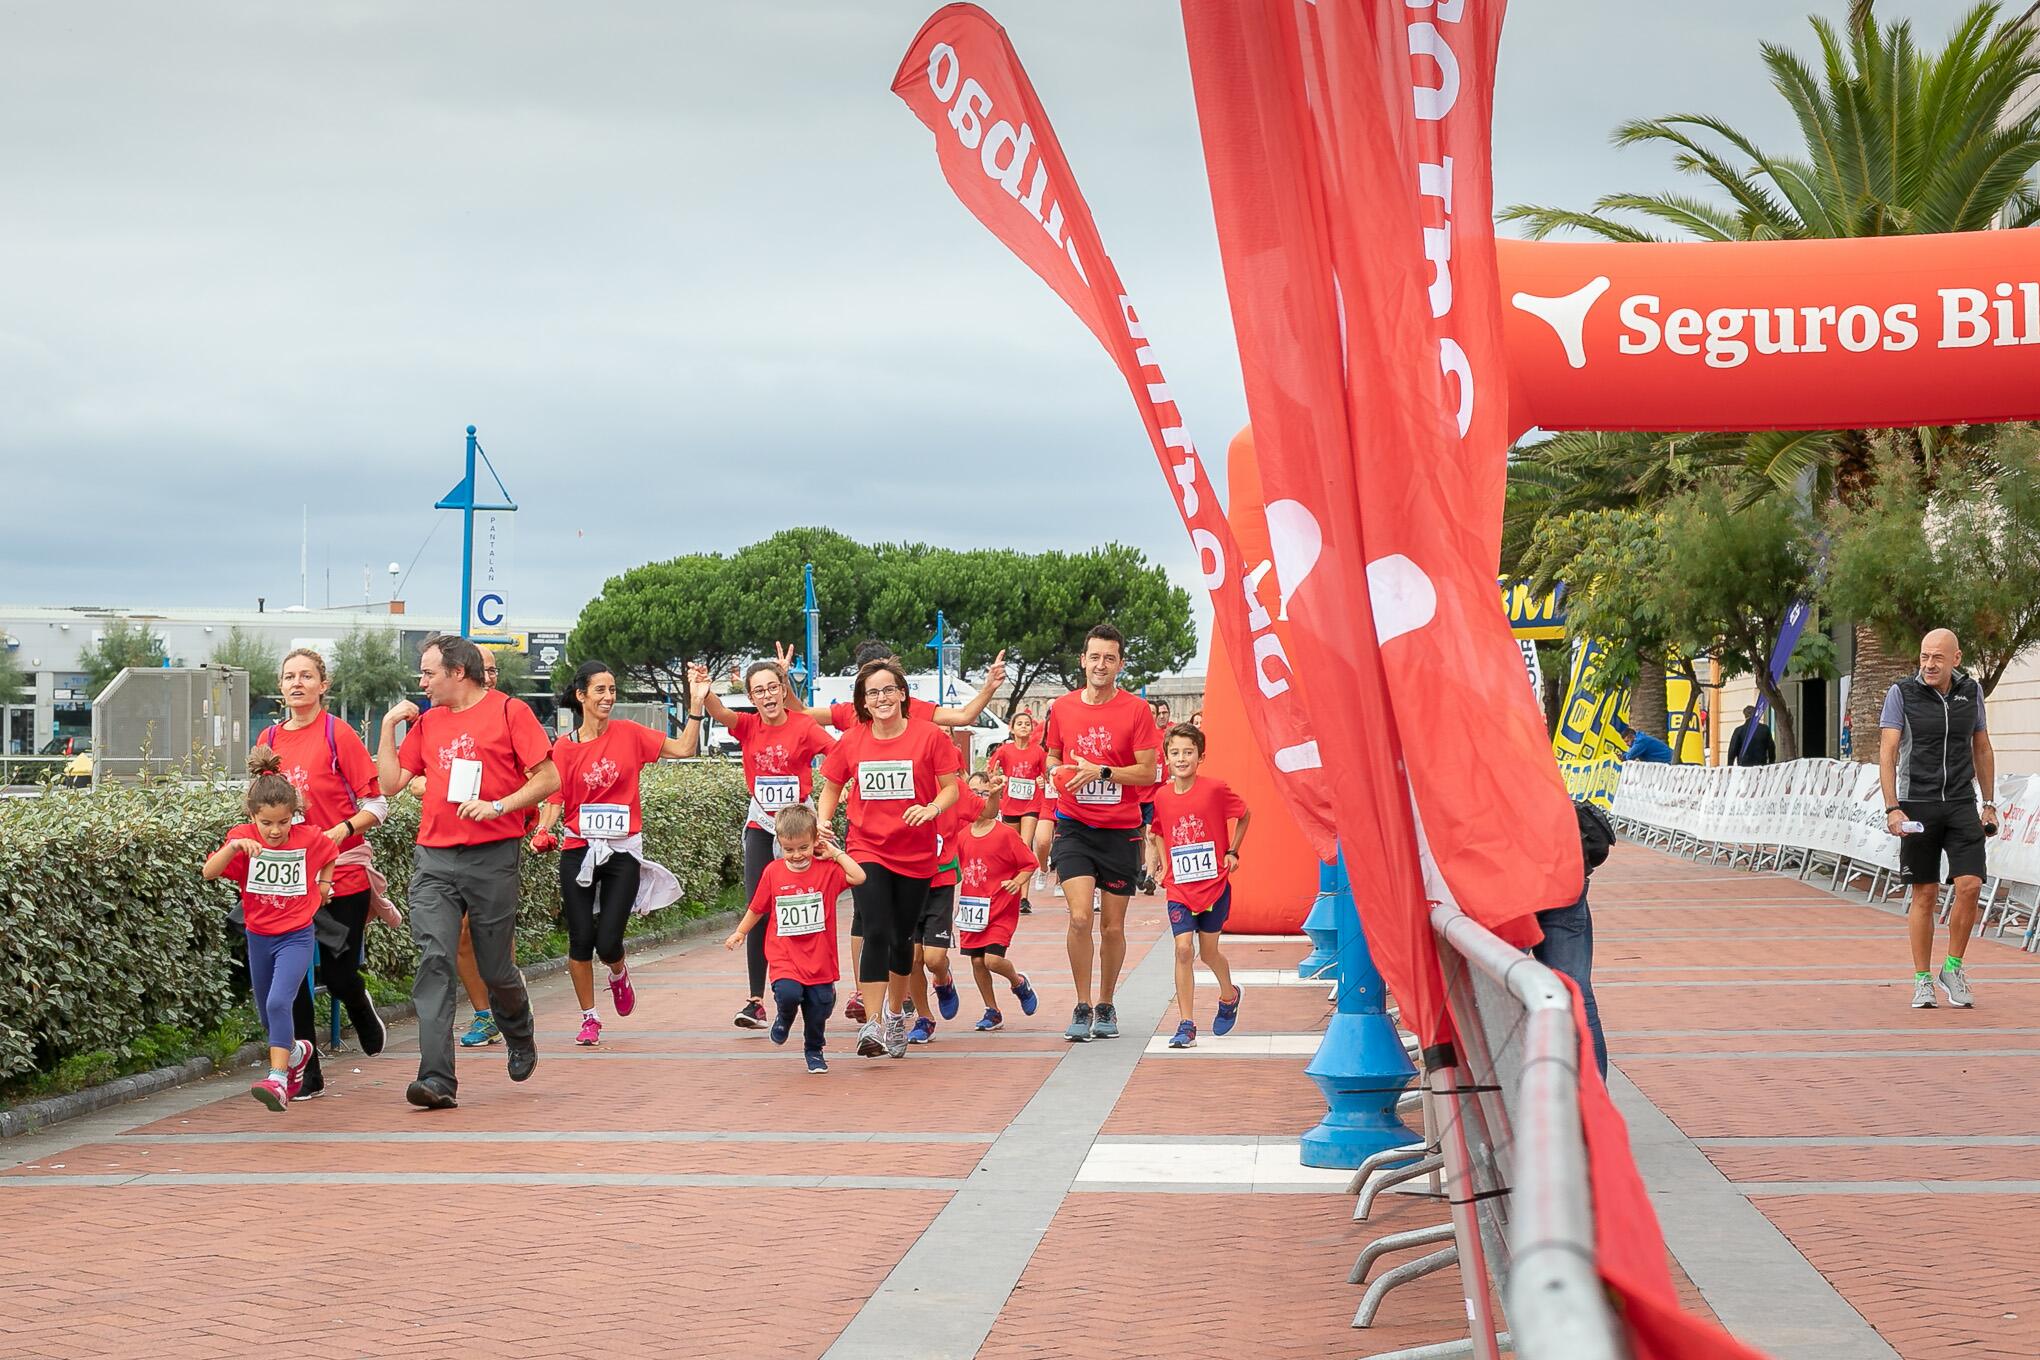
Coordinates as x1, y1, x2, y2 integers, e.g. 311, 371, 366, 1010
0, 760, 748, 1087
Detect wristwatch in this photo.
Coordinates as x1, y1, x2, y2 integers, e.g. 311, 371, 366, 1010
491, 799, 505, 816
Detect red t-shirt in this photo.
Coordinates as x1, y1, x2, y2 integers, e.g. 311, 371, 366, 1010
988, 739, 1048, 816
547, 719, 667, 851
820, 719, 962, 877
929, 787, 986, 889
260, 715, 379, 896
1152, 776, 1248, 911
748, 856, 850, 985
955, 819, 1037, 949
397, 691, 555, 848
828, 700, 858, 732
728, 710, 835, 831
1044, 688, 1160, 830
216, 821, 341, 935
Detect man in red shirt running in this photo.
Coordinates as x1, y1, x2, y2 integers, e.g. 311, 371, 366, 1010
1044, 623, 1160, 1042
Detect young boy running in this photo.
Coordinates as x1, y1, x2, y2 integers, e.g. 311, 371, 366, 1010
957, 774, 1042, 1029
724, 805, 864, 1073
1146, 723, 1251, 1049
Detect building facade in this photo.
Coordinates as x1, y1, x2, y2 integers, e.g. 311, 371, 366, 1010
0, 603, 573, 755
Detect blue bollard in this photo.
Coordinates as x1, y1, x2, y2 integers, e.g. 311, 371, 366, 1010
1299, 848, 1419, 1168
1297, 858, 1341, 979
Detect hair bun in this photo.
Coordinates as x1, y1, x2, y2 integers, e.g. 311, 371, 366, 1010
247, 747, 283, 777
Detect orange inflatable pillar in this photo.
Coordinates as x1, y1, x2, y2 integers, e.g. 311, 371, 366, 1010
1195, 426, 1323, 935
1198, 631, 1321, 933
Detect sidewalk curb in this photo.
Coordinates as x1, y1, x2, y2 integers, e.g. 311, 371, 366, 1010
0, 907, 740, 1140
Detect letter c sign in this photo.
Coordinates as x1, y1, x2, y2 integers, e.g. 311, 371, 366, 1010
476, 593, 506, 629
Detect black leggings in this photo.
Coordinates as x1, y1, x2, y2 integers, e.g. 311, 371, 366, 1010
291, 891, 381, 1094
853, 862, 931, 986
742, 825, 776, 997
559, 847, 640, 965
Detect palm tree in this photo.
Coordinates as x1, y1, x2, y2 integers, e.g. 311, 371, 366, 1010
1500, 1, 2040, 757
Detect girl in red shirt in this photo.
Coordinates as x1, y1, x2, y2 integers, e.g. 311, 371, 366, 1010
699, 660, 837, 1032
531, 662, 703, 1046
817, 659, 962, 1060
203, 749, 339, 1111
1145, 723, 1251, 1049
955, 774, 1042, 1030
988, 710, 1050, 905
254, 647, 394, 1097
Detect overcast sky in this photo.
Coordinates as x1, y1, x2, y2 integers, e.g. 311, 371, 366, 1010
2, 0, 1878, 649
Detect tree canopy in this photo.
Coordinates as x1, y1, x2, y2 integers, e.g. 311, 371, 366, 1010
81, 619, 168, 699
329, 626, 411, 722
569, 529, 1196, 710
209, 626, 282, 698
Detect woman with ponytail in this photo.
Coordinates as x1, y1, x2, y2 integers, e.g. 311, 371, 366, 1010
529, 660, 708, 1045
253, 648, 393, 1097
203, 749, 339, 1111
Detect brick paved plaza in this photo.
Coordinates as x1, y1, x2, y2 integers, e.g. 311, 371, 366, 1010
4, 845, 2035, 1358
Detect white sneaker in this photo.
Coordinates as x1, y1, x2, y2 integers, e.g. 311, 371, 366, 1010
1032, 871, 1047, 892
1911, 976, 1937, 1009
1053, 881, 1066, 898
1936, 964, 1975, 1009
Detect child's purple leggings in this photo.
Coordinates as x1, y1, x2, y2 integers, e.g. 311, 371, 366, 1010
248, 925, 316, 1052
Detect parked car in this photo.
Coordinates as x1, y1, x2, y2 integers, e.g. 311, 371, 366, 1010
41, 735, 92, 787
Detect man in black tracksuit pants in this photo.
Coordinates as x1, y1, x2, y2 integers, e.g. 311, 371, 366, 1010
1879, 628, 1999, 1011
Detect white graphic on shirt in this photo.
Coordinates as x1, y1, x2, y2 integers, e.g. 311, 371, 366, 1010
1168, 812, 1211, 847
960, 857, 991, 891
753, 742, 793, 775
436, 733, 479, 770
580, 757, 620, 796
1071, 726, 1117, 761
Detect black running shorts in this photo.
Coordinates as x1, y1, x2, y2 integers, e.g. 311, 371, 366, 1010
1050, 817, 1141, 897
1898, 799, 1988, 885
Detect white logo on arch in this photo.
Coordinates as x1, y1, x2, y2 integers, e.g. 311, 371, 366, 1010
1511, 275, 1611, 370
1263, 499, 1323, 621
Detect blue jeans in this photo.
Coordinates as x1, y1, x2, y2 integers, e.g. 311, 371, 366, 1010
1533, 891, 1608, 1078
771, 979, 837, 1057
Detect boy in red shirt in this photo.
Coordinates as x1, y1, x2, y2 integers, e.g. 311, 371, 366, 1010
724, 805, 864, 1073
956, 774, 1043, 1030
1146, 723, 1251, 1049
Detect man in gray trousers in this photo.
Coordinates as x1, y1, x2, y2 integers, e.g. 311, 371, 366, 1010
378, 633, 559, 1109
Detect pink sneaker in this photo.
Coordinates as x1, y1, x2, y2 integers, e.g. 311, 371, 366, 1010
576, 1015, 602, 1046
284, 1040, 313, 1100
249, 1076, 289, 1112
609, 967, 636, 1017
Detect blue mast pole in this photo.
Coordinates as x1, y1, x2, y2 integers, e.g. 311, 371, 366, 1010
457, 425, 477, 637
803, 562, 820, 705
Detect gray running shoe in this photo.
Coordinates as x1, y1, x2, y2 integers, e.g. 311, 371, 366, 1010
884, 1009, 909, 1059
1936, 964, 1975, 1009
1090, 1003, 1120, 1039
1911, 976, 1937, 1009
856, 1021, 885, 1058
1065, 1003, 1094, 1043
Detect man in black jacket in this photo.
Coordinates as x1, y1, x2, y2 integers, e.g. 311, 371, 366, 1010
1726, 705, 1775, 766
1533, 800, 1613, 1076
1880, 629, 1998, 1011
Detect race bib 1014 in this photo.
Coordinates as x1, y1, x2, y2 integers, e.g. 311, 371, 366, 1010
1074, 776, 1121, 806
754, 775, 801, 812
577, 803, 629, 840
955, 895, 992, 932
773, 891, 826, 938
248, 848, 308, 898
1169, 841, 1220, 884
857, 760, 916, 802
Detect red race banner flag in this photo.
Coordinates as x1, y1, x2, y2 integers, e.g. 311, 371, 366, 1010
891, 3, 1338, 856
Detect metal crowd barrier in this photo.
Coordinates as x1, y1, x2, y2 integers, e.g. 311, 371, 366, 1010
1346, 904, 1627, 1360
1611, 760, 2040, 950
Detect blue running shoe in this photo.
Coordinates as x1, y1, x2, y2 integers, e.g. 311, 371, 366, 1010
1213, 990, 1241, 1037
975, 1008, 1004, 1032
934, 980, 960, 1021
909, 1016, 937, 1045
1012, 974, 1039, 1017
769, 1006, 794, 1047
805, 1051, 828, 1074
1168, 1020, 1197, 1049
459, 1010, 500, 1048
